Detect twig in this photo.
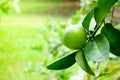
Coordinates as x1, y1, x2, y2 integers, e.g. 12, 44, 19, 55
89, 21, 103, 40
111, 6, 115, 23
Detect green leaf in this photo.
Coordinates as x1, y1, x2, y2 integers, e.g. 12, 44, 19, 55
97, 0, 118, 9
47, 51, 77, 70
110, 46, 120, 56
84, 34, 109, 62
75, 50, 95, 75
94, 7, 107, 25
101, 23, 120, 56
94, 0, 118, 25
82, 8, 95, 32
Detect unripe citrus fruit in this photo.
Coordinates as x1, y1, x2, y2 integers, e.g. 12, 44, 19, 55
63, 25, 87, 49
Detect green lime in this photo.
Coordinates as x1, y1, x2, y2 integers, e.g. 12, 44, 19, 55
63, 25, 87, 49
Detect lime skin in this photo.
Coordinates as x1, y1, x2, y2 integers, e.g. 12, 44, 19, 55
63, 25, 87, 49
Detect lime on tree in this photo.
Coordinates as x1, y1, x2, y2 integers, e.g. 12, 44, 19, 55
63, 24, 87, 49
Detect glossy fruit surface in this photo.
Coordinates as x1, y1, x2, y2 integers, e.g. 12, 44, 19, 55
63, 25, 87, 49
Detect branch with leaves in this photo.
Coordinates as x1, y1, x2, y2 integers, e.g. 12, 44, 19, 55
47, 0, 120, 78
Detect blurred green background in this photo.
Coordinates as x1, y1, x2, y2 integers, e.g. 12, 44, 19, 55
0, 0, 80, 80
0, 0, 120, 80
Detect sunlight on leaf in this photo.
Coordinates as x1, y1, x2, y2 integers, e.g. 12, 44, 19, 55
84, 34, 109, 62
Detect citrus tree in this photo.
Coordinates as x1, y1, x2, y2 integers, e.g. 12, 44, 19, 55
47, 0, 120, 79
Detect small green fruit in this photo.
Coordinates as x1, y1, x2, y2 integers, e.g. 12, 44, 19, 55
63, 25, 87, 49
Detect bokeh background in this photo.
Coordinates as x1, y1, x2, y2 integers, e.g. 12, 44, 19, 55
0, 0, 120, 80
